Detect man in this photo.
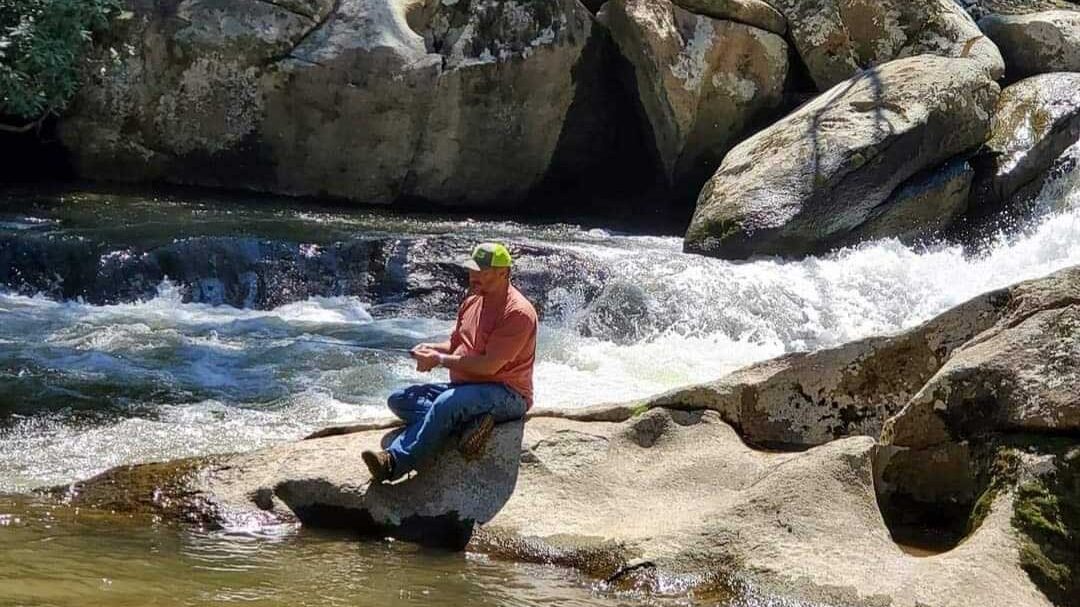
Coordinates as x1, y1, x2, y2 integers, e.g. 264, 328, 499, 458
361, 242, 537, 482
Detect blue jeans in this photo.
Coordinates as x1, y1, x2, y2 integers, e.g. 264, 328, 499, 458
385, 382, 527, 477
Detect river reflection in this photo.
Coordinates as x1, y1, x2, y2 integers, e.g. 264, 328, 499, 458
0, 494, 700, 607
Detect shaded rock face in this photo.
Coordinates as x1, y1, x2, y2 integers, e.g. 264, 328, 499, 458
768, 0, 1005, 91
970, 73, 1080, 218
845, 159, 974, 246
0, 232, 606, 319
599, 0, 789, 188
979, 10, 1080, 79
685, 55, 999, 259
59, 0, 620, 209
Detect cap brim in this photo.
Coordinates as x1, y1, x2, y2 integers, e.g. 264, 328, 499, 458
458, 258, 482, 271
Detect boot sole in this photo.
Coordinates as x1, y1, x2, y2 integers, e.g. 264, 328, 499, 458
361, 450, 391, 483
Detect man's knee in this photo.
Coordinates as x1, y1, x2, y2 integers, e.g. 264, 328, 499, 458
386, 387, 411, 414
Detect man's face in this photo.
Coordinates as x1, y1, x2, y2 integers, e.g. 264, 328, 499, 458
468, 268, 507, 295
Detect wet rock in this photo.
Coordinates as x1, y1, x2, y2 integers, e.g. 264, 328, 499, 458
60, 0, 612, 208
979, 10, 1080, 79
669, 0, 786, 34
0, 230, 605, 319
685, 55, 999, 259
577, 282, 652, 344
598, 0, 788, 187
970, 73, 1080, 216
768, 0, 1004, 91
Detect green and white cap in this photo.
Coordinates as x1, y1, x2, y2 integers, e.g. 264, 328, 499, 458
459, 242, 513, 271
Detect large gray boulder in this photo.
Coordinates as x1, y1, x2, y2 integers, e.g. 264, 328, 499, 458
599, 0, 788, 186
883, 266, 1080, 450
768, 0, 1005, 91
971, 72, 1080, 211
979, 10, 1080, 79
60, 0, 608, 208
685, 55, 999, 259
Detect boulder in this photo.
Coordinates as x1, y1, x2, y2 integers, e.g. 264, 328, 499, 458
475, 410, 1053, 607
669, 0, 786, 34
768, 0, 1004, 91
884, 271, 1080, 450
685, 55, 999, 259
599, 0, 788, 186
62, 420, 526, 548
60, 0, 609, 208
979, 10, 1080, 79
970, 72, 1080, 213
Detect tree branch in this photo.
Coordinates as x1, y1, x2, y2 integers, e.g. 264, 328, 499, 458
0, 110, 51, 134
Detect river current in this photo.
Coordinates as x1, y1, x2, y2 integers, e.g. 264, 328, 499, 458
0, 153, 1078, 606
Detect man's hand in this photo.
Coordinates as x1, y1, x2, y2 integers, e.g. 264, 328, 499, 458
410, 347, 441, 373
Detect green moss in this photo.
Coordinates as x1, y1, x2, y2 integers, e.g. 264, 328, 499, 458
629, 402, 651, 418
1011, 447, 1079, 607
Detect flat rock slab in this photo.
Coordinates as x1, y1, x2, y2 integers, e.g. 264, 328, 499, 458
475, 410, 1050, 607
65, 420, 526, 549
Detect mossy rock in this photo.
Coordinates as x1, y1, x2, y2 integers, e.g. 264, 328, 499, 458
42, 456, 220, 528
1012, 444, 1080, 607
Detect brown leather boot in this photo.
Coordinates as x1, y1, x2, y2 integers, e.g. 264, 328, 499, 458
459, 414, 496, 460
361, 450, 394, 483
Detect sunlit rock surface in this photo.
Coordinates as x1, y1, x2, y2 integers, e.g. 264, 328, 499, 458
979, 9, 1080, 79
685, 55, 999, 259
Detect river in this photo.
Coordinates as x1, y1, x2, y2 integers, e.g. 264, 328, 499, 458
1, 154, 1078, 606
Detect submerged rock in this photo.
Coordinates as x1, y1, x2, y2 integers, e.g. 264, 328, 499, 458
685, 55, 999, 259
60, 0, 614, 208
599, 0, 788, 187
979, 10, 1080, 79
768, 0, 1004, 91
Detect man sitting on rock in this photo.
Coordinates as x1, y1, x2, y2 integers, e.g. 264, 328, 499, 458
362, 242, 537, 482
